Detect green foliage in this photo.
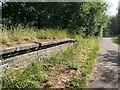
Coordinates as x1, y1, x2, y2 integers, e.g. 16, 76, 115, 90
2, 60, 49, 89
71, 37, 98, 87
112, 36, 120, 44
2, 69, 39, 89
0, 28, 70, 44
24, 60, 49, 81
37, 28, 69, 39
106, 16, 118, 36
2, 2, 108, 36
104, 6, 120, 36
2, 36, 99, 88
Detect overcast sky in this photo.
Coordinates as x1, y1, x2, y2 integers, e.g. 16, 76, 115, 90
105, 0, 119, 16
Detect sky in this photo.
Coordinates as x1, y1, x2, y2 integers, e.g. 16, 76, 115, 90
105, 0, 119, 16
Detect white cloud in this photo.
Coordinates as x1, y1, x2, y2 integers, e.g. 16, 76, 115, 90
105, 0, 119, 16
0, 2, 2, 7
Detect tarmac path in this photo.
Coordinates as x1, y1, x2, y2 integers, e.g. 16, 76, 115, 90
87, 37, 119, 88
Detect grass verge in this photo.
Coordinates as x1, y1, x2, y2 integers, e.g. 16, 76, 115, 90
1, 28, 70, 45
2, 36, 99, 89
112, 36, 120, 44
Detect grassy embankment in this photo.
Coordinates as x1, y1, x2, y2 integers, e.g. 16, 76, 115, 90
2, 28, 99, 89
112, 36, 120, 44
0, 28, 70, 46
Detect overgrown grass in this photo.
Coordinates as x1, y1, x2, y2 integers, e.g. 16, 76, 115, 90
112, 36, 120, 44
1, 28, 70, 45
2, 36, 99, 89
69, 36, 99, 88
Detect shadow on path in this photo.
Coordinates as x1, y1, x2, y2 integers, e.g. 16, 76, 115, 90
97, 50, 119, 88
98, 50, 119, 65
88, 38, 119, 88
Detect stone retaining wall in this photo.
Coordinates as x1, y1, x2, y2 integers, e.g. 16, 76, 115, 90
0, 38, 76, 73
0, 38, 77, 89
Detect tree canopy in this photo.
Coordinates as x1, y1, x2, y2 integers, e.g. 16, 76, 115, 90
2, 2, 109, 36
104, 5, 119, 36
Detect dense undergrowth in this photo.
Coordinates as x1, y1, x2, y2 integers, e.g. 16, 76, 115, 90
2, 35, 99, 89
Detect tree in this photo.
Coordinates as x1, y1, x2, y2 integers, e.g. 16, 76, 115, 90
2, 2, 109, 36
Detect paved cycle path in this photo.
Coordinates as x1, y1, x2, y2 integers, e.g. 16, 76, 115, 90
87, 37, 119, 88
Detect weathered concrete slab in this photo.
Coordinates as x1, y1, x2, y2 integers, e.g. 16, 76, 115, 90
1, 43, 74, 70
40, 38, 76, 46
0, 43, 39, 55
4, 47, 16, 54
0, 38, 76, 56
0, 38, 76, 74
